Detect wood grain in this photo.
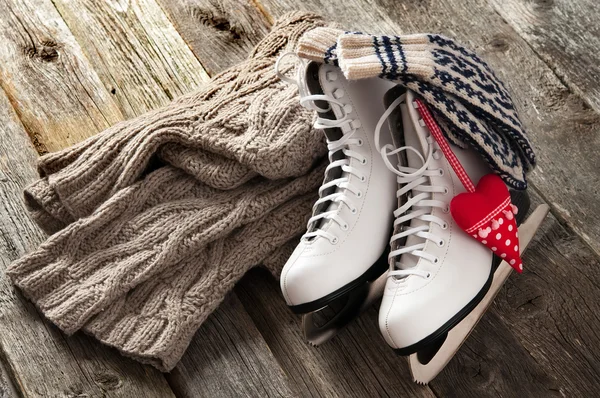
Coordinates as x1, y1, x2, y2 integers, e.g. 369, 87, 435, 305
51, 0, 210, 118
0, 0, 124, 153
0, 359, 17, 398
0, 87, 175, 397
167, 293, 296, 398
491, 0, 600, 113
238, 270, 435, 398
157, 0, 271, 75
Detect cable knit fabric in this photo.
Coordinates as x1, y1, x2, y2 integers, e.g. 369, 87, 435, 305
7, 12, 327, 371
297, 28, 536, 190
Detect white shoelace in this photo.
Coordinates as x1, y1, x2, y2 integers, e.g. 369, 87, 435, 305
374, 95, 449, 280
275, 53, 366, 244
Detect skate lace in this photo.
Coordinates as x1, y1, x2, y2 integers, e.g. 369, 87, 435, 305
374, 95, 449, 280
276, 53, 365, 244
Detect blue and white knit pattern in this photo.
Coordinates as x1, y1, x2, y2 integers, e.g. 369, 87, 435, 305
297, 29, 536, 190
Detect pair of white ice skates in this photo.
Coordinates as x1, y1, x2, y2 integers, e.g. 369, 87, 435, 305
278, 57, 548, 383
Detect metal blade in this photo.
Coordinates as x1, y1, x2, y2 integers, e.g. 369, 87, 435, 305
303, 271, 388, 346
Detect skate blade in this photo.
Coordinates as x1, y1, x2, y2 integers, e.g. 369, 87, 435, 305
409, 204, 549, 384
303, 271, 388, 346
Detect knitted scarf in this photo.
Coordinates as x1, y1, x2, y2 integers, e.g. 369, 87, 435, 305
297, 28, 536, 189
7, 12, 327, 372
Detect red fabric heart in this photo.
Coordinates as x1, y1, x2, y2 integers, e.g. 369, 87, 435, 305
450, 174, 523, 273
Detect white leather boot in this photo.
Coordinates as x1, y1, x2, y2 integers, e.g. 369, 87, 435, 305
376, 88, 542, 382
276, 56, 396, 341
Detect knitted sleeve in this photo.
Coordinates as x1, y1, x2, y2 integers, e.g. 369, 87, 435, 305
298, 28, 536, 190
22, 12, 327, 234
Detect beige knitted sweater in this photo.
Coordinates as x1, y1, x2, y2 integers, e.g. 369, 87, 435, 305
7, 12, 326, 371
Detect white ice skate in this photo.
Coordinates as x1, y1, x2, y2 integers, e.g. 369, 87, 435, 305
275, 55, 396, 345
375, 87, 549, 384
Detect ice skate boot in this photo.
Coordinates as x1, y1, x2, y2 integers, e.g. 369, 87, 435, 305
275, 55, 397, 345
375, 87, 549, 383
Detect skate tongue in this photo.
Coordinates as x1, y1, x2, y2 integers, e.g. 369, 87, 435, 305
392, 93, 433, 272
303, 62, 349, 234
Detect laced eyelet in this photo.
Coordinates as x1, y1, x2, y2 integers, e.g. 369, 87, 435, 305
443, 187, 449, 195
438, 169, 444, 176
331, 237, 339, 244
426, 273, 432, 279
351, 120, 362, 129
437, 239, 445, 247
357, 139, 363, 146
361, 158, 367, 164
333, 89, 344, 99
442, 206, 450, 214
441, 222, 448, 230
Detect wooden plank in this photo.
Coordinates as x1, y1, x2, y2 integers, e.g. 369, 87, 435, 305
167, 293, 296, 398
50, 0, 210, 119
0, 86, 175, 397
491, 0, 600, 113
0, 0, 124, 153
0, 359, 17, 398
238, 270, 435, 398
157, 0, 271, 75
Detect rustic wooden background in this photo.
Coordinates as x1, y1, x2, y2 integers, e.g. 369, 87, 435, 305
0, 0, 599, 397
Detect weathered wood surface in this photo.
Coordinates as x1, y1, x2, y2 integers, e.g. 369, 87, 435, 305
168, 293, 296, 398
51, 0, 209, 118
0, 0, 123, 153
0, 359, 17, 398
1, 0, 600, 396
0, 87, 175, 397
239, 270, 436, 398
157, 0, 271, 75
489, 0, 600, 259
492, 0, 600, 113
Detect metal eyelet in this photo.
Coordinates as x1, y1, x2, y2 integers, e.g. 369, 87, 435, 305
333, 89, 344, 99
